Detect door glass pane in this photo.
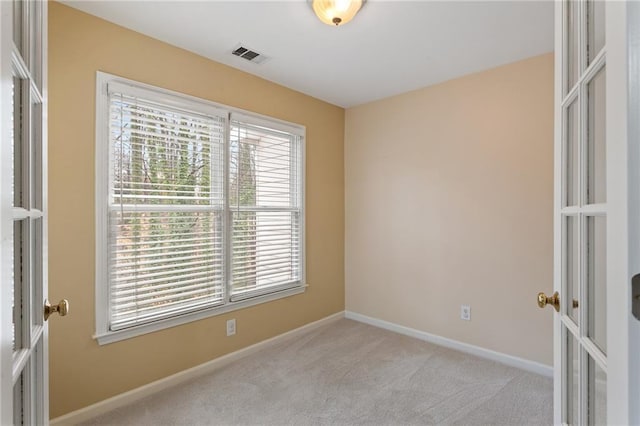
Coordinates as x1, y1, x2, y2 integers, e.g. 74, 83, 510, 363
567, 0, 580, 93
566, 330, 580, 425
13, 77, 25, 208
12, 0, 24, 56
566, 100, 580, 206
29, 1, 43, 92
587, 67, 606, 204
13, 363, 31, 426
587, 215, 606, 353
30, 97, 42, 210
31, 218, 43, 331
13, 220, 28, 352
13, 370, 24, 425
29, 342, 42, 425
566, 215, 580, 323
11, 77, 17, 351
587, 0, 605, 65
588, 356, 607, 425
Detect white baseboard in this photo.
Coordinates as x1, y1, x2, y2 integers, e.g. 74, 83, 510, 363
345, 311, 553, 378
50, 311, 345, 425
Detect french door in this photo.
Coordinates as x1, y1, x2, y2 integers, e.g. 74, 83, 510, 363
0, 0, 57, 424
550, 0, 639, 424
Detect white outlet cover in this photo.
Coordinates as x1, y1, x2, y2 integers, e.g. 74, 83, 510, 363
226, 319, 236, 336
461, 305, 471, 321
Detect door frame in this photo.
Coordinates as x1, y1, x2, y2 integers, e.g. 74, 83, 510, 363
627, 0, 640, 424
608, 1, 638, 424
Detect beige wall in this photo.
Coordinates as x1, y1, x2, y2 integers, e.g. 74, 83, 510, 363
345, 53, 554, 366
48, 2, 344, 418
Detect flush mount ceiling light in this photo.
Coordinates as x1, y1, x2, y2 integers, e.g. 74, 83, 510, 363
311, 0, 364, 26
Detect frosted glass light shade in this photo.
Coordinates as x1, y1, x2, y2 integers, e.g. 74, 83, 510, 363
312, 0, 364, 26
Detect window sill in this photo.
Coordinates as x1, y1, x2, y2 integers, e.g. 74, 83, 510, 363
94, 284, 307, 345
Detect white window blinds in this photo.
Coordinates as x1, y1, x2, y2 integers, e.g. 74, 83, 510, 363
108, 89, 226, 330
99, 76, 305, 338
229, 117, 303, 301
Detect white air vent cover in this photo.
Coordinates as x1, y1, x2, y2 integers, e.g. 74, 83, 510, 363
231, 44, 269, 64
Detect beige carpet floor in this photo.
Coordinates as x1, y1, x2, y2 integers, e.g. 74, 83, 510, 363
83, 319, 552, 425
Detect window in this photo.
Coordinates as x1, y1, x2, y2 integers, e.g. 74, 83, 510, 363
95, 73, 305, 343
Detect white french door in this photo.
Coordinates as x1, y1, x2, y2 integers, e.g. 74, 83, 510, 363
0, 1, 57, 424
551, 0, 639, 425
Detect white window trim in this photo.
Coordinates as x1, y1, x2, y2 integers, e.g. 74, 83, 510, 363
94, 71, 306, 345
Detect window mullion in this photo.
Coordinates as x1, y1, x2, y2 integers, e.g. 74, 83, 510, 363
224, 112, 232, 305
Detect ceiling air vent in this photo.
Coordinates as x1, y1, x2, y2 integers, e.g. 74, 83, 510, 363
231, 45, 269, 64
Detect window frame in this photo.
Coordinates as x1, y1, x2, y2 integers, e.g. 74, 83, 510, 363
95, 72, 306, 345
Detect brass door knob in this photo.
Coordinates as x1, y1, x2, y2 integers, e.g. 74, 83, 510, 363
537, 291, 560, 312
44, 299, 69, 321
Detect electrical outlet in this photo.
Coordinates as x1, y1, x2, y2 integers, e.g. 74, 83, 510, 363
460, 305, 471, 321
226, 319, 236, 336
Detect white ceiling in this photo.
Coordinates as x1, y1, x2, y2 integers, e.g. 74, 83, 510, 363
62, 1, 554, 108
